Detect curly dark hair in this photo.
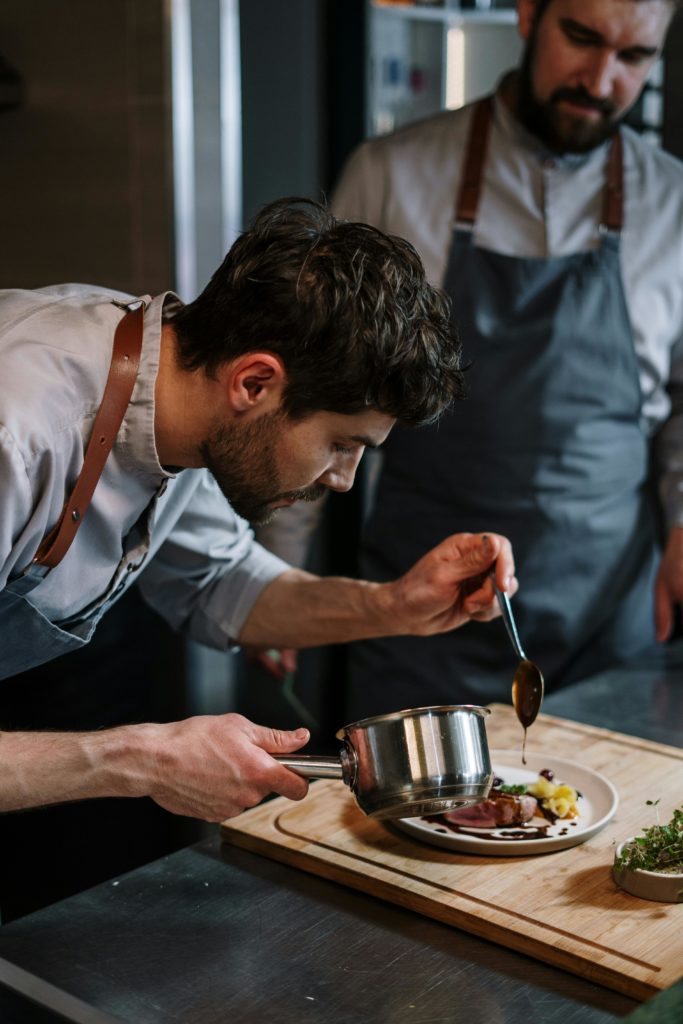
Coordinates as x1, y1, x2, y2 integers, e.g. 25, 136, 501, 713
169, 197, 465, 426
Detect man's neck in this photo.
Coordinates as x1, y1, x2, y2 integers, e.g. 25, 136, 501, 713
154, 324, 209, 469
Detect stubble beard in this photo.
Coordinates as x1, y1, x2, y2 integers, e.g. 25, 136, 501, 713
200, 410, 326, 525
516, 35, 621, 154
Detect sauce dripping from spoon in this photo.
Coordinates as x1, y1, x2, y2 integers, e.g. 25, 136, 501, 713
512, 658, 545, 763
490, 572, 545, 764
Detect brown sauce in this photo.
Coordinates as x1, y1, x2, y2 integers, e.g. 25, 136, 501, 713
512, 663, 544, 764
424, 814, 580, 843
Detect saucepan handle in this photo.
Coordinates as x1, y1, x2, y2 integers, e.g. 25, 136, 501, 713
275, 755, 343, 779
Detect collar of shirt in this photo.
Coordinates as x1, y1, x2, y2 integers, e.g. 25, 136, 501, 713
118, 291, 180, 487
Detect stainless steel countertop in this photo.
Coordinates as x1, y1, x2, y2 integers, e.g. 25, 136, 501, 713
542, 638, 683, 745
0, 640, 681, 1024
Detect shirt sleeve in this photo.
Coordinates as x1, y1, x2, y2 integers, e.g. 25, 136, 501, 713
254, 493, 328, 568
0, 425, 40, 589
136, 472, 290, 649
331, 140, 388, 226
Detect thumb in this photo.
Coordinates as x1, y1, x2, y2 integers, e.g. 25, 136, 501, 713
257, 725, 310, 755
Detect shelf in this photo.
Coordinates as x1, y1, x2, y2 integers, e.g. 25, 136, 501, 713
370, 2, 517, 25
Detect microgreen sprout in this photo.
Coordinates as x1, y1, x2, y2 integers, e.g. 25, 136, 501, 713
646, 798, 660, 825
616, 805, 683, 874
497, 783, 528, 795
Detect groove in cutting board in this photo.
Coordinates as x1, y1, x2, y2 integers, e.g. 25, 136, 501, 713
271, 808, 660, 971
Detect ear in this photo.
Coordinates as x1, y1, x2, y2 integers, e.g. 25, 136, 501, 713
222, 352, 287, 415
517, 0, 538, 42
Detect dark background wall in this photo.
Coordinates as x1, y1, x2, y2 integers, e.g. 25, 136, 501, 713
240, 0, 365, 223
0, 0, 174, 293
664, 13, 683, 160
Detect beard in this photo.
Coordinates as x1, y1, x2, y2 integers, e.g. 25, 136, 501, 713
517, 36, 620, 154
199, 409, 326, 525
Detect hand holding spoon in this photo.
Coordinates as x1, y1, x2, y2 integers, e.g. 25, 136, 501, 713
490, 573, 544, 763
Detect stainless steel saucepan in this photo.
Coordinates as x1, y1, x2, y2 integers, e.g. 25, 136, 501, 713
276, 704, 493, 820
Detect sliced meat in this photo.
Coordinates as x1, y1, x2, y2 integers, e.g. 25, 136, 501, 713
444, 792, 538, 828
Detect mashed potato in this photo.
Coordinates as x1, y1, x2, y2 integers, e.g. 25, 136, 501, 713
527, 775, 580, 820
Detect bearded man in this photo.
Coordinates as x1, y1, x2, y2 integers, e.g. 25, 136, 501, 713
263, 0, 683, 719
0, 196, 518, 821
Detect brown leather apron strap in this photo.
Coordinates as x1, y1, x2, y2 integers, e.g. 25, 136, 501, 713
455, 96, 624, 234
601, 130, 624, 233
455, 96, 494, 226
31, 304, 145, 570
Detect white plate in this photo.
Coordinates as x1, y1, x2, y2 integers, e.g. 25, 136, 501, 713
393, 750, 619, 856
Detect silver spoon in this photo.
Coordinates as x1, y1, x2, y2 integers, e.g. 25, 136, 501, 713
490, 573, 544, 762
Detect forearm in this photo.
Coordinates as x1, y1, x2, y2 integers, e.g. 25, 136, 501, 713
0, 715, 311, 821
237, 532, 517, 649
237, 568, 394, 648
0, 724, 156, 812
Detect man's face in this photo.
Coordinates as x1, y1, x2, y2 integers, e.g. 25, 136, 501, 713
201, 407, 395, 525
516, 0, 671, 153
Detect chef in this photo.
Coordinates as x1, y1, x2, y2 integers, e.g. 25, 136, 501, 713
261, 0, 683, 719
0, 197, 516, 823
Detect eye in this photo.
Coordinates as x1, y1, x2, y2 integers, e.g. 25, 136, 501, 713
563, 26, 596, 48
619, 49, 653, 68
334, 443, 356, 455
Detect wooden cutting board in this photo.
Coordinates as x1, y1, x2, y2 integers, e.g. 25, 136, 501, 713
220, 705, 683, 1001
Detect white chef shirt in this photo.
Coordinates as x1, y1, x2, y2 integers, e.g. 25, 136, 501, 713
0, 285, 289, 649
332, 87, 683, 530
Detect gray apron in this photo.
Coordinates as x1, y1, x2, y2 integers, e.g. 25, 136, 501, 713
0, 301, 145, 680
346, 99, 659, 721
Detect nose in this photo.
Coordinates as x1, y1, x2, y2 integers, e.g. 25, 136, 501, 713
318, 449, 365, 493
581, 50, 616, 99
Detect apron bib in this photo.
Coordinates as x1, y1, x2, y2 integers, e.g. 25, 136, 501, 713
0, 301, 144, 679
347, 100, 659, 719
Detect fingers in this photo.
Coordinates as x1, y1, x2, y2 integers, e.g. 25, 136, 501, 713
456, 533, 517, 617
487, 534, 516, 593
253, 723, 310, 754
146, 715, 312, 821
279, 648, 299, 674
387, 529, 519, 636
265, 726, 311, 801
441, 532, 516, 587
271, 765, 310, 803
247, 721, 311, 802
654, 574, 672, 644
245, 647, 287, 679
245, 647, 299, 679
